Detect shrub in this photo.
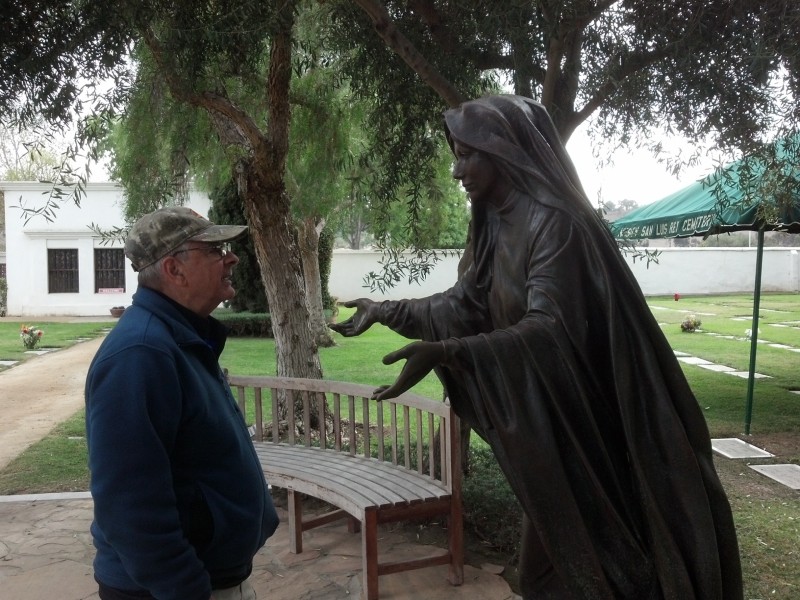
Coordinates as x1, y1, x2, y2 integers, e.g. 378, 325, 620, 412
209, 180, 270, 313
0, 278, 6, 317
462, 444, 522, 559
215, 312, 273, 337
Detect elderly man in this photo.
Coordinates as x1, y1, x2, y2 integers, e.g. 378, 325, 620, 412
85, 207, 279, 600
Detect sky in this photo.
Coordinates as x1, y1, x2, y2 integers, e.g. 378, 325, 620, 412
565, 123, 715, 208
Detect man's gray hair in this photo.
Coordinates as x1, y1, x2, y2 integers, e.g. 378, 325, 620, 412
137, 256, 167, 288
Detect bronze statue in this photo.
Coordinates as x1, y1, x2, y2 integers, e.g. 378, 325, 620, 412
331, 95, 742, 599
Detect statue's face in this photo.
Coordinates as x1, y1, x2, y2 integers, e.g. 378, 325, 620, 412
452, 141, 505, 206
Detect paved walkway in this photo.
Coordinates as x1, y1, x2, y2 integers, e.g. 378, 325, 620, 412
0, 330, 519, 600
0, 496, 517, 600
0, 335, 107, 470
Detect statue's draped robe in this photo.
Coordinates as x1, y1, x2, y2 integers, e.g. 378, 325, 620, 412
379, 188, 742, 598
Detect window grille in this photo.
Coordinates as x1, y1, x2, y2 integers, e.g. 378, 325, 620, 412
48, 249, 79, 293
94, 248, 126, 293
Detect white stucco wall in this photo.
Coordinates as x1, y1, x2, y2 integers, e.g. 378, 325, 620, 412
2, 180, 797, 315
328, 250, 461, 301
2, 181, 210, 316
621, 247, 800, 297
329, 247, 800, 301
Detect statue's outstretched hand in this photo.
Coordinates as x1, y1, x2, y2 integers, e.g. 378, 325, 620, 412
372, 341, 444, 401
329, 298, 380, 337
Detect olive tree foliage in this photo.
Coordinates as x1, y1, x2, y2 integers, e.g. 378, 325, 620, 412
357, 140, 470, 292
2, 0, 331, 379
339, 0, 798, 144
383, 141, 470, 251
333, 127, 469, 249
284, 63, 352, 347
99, 50, 217, 221
318, 2, 494, 289
1, 1, 133, 219
330, 1, 798, 257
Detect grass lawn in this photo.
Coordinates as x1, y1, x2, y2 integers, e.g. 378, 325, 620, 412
650, 294, 800, 600
0, 293, 798, 597
0, 321, 111, 371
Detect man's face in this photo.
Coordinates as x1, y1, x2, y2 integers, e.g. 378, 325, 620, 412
171, 242, 239, 316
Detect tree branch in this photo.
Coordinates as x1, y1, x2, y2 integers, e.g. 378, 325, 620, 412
407, 0, 453, 50
352, 0, 466, 107
141, 27, 264, 150
541, 35, 563, 108
266, 15, 294, 173
405, 0, 511, 70
569, 45, 673, 134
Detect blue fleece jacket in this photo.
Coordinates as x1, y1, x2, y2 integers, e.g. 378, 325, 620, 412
85, 287, 279, 600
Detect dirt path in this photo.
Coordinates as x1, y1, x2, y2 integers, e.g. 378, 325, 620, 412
0, 336, 106, 470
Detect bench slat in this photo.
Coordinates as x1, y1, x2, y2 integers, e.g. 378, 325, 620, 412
230, 375, 450, 416
255, 444, 448, 506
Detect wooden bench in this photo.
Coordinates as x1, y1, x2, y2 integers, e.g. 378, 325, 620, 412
227, 375, 464, 600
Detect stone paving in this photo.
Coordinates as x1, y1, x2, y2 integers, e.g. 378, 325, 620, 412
0, 497, 519, 600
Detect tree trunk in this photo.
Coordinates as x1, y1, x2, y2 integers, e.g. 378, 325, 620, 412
143, 0, 324, 428
239, 161, 322, 381
244, 4, 321, 382
243, 7, 325, 433
297, 215, 335, 348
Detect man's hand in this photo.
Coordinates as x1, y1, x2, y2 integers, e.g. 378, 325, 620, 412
329, 298, 380, 337
372, 341, 444, 401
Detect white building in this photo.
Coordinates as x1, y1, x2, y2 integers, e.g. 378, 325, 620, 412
1, 181, 210, 317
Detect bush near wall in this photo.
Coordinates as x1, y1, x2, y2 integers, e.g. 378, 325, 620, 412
214, 311, 273, 337
0, 278, 7, 317
214, 307, 338, 338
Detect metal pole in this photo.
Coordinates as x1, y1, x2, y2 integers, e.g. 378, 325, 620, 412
744, 228, 765, 435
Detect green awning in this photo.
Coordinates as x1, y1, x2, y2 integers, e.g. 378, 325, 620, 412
608, 136, 799, 435
609, 138, 800, 240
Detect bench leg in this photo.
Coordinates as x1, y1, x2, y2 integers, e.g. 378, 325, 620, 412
361, 511, 378, 600
347, 516, 361, 533
447, 505, 464, 586
287, 489, 303, 554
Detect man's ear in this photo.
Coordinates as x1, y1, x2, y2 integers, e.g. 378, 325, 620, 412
162, 256, 187, 285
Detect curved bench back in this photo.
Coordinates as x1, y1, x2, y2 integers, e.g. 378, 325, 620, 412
227, 375, 461, 492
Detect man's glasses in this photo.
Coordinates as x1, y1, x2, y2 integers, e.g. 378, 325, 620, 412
172, 243, 231, 260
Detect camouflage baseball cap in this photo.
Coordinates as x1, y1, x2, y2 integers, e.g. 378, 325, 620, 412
124, 206, 248, 272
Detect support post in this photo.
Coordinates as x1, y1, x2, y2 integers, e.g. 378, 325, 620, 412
744, 228, 765, 435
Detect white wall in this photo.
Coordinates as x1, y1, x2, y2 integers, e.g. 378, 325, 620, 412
623, 247, 800, 297
2, 181, 797, 315
329, 250, 463, 301
329, 247, 800, 301
2, 181, 211, 316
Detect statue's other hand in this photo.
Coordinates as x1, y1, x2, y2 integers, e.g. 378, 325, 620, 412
371, 341, 444, 401
329, 298, 378, 337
